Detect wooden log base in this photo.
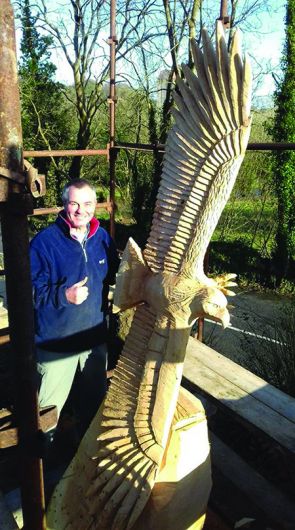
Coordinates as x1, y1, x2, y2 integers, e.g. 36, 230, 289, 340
134, 387, 212, 529
47, 387, 212, 529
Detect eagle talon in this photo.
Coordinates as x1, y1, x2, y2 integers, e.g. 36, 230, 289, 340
213, 273, 238, 297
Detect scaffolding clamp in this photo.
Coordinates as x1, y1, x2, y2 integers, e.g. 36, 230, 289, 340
218, 15, 231, 28
24, 160, 46, 197
0, 161, 46, 198
107, 36, 118, 45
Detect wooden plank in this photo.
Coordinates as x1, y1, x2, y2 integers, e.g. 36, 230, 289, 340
0, 406, 57, 449
184, 359, 295, 452
185, 337, 295, 422
183, 338, 295, 454
0, 408, 11, 427
210, 432, 295, 528
0, 306, 8, 329
208, 467, 264, 528
0, 328, 9, 344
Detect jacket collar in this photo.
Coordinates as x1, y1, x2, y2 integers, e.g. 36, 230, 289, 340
57, 210, 100, 239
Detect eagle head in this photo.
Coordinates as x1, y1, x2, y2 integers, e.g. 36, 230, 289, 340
202, 286, 230, 328
189, 285, 230, 329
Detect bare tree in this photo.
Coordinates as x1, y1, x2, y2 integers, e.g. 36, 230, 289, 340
15, 1, 283, 180
23, 0, 164, 178
113, 0, 283, 235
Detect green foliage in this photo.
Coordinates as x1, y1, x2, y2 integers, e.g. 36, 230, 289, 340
19, 0, 74, 230
113, 88, 156, 236
213, 197, 277, 257
231, 109, 274, 198
210, 110, 277, 281
20, 1, 70, 156
20, 0, 54, 75
268, 1, 295, 283
17, 2, 291, 291
75, 85, 156, 224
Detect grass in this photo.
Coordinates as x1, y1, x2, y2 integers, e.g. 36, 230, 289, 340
212, 197, 277, 258
207, 197, 295, 293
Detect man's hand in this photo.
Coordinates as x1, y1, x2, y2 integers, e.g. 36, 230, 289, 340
65, 277, 89, 305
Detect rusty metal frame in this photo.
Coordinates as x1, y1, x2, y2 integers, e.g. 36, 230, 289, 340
108, 0, 117, 239
110, 141, 295, 153
0, 3, 46, 530
0, 2, 118, 529
218, 0, 231, 28
23, 149, 108, 157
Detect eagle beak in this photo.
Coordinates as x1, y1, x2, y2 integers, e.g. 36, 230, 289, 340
218, 308, 230, 329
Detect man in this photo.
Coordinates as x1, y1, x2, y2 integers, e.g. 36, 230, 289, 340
30, 179, 119, 439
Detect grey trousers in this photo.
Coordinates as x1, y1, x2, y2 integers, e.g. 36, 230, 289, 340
36, 343, 107, 434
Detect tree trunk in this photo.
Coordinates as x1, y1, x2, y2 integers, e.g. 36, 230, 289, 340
68, 122, 91, 179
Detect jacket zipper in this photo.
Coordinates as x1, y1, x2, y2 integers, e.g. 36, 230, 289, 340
82, 239, 88, 262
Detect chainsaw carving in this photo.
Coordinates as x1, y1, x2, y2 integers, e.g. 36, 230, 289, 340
47, 21, 251, 529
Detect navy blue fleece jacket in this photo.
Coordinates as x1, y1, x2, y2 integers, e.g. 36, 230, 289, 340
30, 213, 119, 352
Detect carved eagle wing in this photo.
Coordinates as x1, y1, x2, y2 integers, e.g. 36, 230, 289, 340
145, 22, 251, 280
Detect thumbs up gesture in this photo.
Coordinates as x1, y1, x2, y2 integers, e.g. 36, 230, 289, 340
66, 277, 89, 305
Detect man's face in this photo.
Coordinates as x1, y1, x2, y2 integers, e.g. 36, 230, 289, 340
65, 185, 96, 231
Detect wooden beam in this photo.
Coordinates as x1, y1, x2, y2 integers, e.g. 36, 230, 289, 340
183, 337, 295, 456
210, 433, 295, 528
0, 406, 57, 449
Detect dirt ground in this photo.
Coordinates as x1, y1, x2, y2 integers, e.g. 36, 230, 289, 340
202, 288, 292, 373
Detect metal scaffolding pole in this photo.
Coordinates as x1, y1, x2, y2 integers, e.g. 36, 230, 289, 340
0, 2, 45, 529
108, 0, 117, 239
219, 0, 231, 28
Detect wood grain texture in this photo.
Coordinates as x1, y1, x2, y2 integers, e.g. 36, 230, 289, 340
184, 337, 295, 451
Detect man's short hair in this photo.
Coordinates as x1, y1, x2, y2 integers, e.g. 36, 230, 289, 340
62, 179, 97, 206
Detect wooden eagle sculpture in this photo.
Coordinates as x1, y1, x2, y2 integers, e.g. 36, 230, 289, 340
47, 21, 251, 530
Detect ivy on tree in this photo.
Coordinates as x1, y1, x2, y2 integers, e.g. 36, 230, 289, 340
271, 0, 295, 283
